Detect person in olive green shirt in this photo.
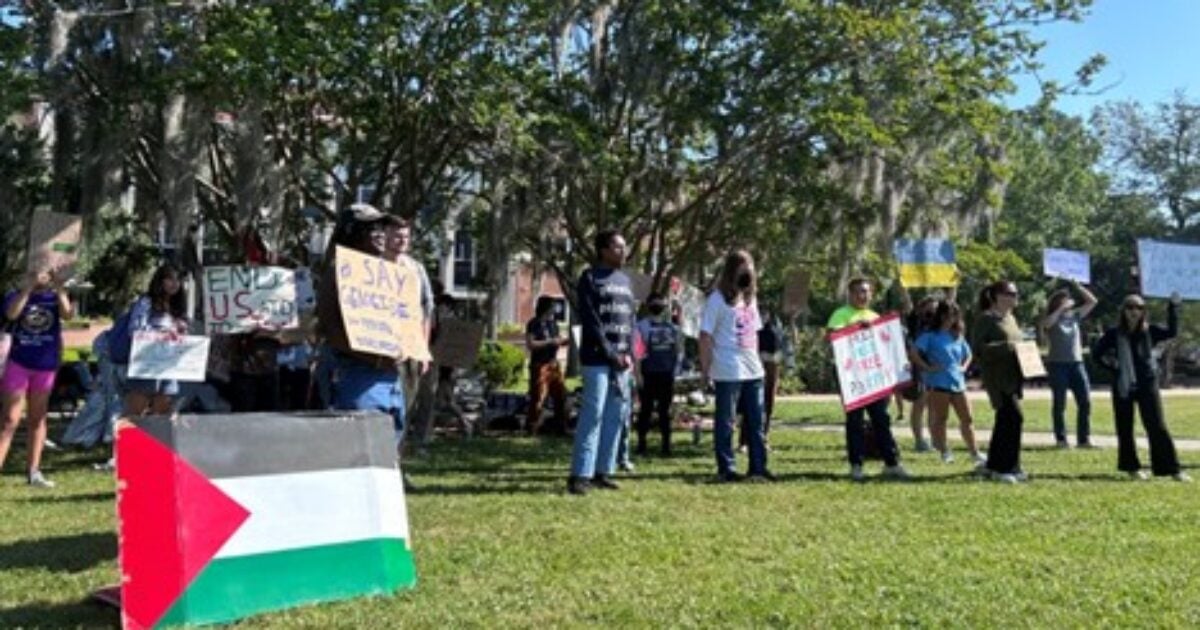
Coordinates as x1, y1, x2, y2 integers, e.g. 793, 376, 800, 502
970, 280, 1027, 483
827, 278, 912, 482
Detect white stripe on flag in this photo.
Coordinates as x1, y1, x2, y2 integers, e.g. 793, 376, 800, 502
212, 467, 410, 559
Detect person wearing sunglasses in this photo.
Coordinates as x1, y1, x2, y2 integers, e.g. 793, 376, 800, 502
1092, 292, 1191, 482
971, 281, 1028, 483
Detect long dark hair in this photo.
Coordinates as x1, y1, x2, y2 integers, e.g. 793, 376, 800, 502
1044, 289, 1071, 319
935, 300, 964, 338
978, 280, 1014, 312
715, 249, 756, 305
148, 264, 187, 319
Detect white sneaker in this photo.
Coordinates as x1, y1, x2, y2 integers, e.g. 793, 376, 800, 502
1128, 470, 1150, 481
971, 452, 987, 465
849, 464, 865, 482
914, 439, 933, 453
28, 470, 56, 488
1013, 469, 1030, 483
882, 464, 913, 481
940, 450, 955, 464
619, 461, 635, 472
1173, 472, 1193, 483
992, 472, 1019, 484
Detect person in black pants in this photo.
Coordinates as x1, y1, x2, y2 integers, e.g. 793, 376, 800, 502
1092, 292, 1191, 482
634, 293, 682, 456
970, 281, 1027, 483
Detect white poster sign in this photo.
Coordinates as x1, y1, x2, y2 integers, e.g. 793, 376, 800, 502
202, 266, 298, 334
1043, 248, 1091, 283
1138, 239, 1200, 300
128, 332, 211, 382
828, 313, 912, 412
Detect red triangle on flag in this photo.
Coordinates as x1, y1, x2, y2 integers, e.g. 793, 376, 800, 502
116, 426, 250, 630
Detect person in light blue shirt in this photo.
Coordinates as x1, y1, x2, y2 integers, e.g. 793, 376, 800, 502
911, 300, 984, 465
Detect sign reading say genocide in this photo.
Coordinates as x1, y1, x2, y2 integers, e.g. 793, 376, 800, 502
335, 246, 431, 361
203, 266, 298, 335
828, 312, 912, 412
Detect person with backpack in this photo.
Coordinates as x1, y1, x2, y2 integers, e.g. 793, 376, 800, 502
827, 277, 911, 482
1091, 292, 1191, 482
700, 250, 773, 483
635, 292, 682, 457
0, 267, 73, 487
112, 264, 191, 417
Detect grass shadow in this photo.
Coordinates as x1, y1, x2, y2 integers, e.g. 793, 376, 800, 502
0, 531, 116, 573
17, 491, 114, 504
0, 600, 118, 629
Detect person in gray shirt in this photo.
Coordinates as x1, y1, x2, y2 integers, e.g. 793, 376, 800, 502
1040, 281, 1098, 448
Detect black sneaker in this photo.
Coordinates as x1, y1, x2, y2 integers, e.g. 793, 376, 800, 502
591, 475, 620, 490
717, 471, 743, 484
567, 476, 591, 495
746, 471, 777, 483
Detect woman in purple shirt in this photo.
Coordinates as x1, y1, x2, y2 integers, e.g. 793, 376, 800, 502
0, 269, 74, 488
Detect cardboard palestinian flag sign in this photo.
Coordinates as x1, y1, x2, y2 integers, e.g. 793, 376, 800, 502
116, 412, 416, 629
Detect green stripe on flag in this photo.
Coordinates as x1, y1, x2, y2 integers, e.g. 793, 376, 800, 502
157, 538, 416, 627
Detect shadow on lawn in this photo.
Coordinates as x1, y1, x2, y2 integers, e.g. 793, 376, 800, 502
17, 491, 114, 504
0, 531, 116, 573
0, 600, 118, 628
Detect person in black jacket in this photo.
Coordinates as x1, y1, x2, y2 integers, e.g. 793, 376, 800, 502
1092, 292, 1191, 482
567, 229, 635, 495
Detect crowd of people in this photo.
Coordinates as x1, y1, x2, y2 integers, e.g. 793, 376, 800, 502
0, 217, 1193, 491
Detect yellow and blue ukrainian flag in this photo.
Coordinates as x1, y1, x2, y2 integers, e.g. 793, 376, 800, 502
893, 239, 959, 288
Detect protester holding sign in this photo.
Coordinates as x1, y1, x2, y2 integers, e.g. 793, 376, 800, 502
1040, 282, 1098, 449
316, 204, 412, 488
0, 268, 73, 488
383, 215, 435, 466
1091, 293, 1191, 482
827, 278, 910, 482
970, 281, 1028, 483
911, 301, 985, 465
701, 250, 773, 483
567, 229, 635, 495
117, 264, 190, 417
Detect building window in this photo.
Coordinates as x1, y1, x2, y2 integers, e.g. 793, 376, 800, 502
453, 229, 476, 289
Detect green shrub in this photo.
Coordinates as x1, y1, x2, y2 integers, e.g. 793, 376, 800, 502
475, 341, 526, 391
787, 327, 838, 394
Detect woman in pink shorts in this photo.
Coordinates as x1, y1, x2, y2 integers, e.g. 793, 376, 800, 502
0, 268, 73, 488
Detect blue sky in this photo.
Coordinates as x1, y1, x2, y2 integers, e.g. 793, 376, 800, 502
1010, 0, 1200, 117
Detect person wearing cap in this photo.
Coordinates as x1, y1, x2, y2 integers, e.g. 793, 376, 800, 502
316, 203, 412, 484
634, 292, 682, 457
1092, 291, 1191, 482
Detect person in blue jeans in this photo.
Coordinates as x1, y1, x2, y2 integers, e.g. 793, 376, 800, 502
568, 229, 635, 495
1040, 282, 1098, 448
699, 249, 772, 483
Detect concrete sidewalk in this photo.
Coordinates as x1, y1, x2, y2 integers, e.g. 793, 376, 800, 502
778, 387, 1200, 403
785, 424, 1200, 452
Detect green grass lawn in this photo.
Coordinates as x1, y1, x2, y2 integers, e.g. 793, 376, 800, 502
2, 411, 1199, 628
774, 395, 1200, 440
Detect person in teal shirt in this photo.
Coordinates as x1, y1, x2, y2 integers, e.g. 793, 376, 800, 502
827, 278, 911, 482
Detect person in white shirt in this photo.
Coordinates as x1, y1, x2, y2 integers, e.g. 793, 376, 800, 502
699, 250, 772, 483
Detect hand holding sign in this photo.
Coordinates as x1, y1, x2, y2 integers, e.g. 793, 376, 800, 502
335, 246, 431, 361
1043, 248, 1090, 283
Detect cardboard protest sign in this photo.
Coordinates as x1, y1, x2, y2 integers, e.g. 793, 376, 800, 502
1043, 248, 1090, 283
203, 266, 299, 334
782, 269, 812, 315
1137, 239, 1200, 300
1015, 341, 1047, 379
128, 332, 211, 382
335, 246, 431, 361
894, 239, 959, 288
28, 210, 83, 275
115, 411, 415, 629
828, 312, 912, 412
431, 319, 485, 369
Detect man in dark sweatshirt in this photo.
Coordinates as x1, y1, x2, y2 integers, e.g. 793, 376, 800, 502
568, 229, 635, 495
